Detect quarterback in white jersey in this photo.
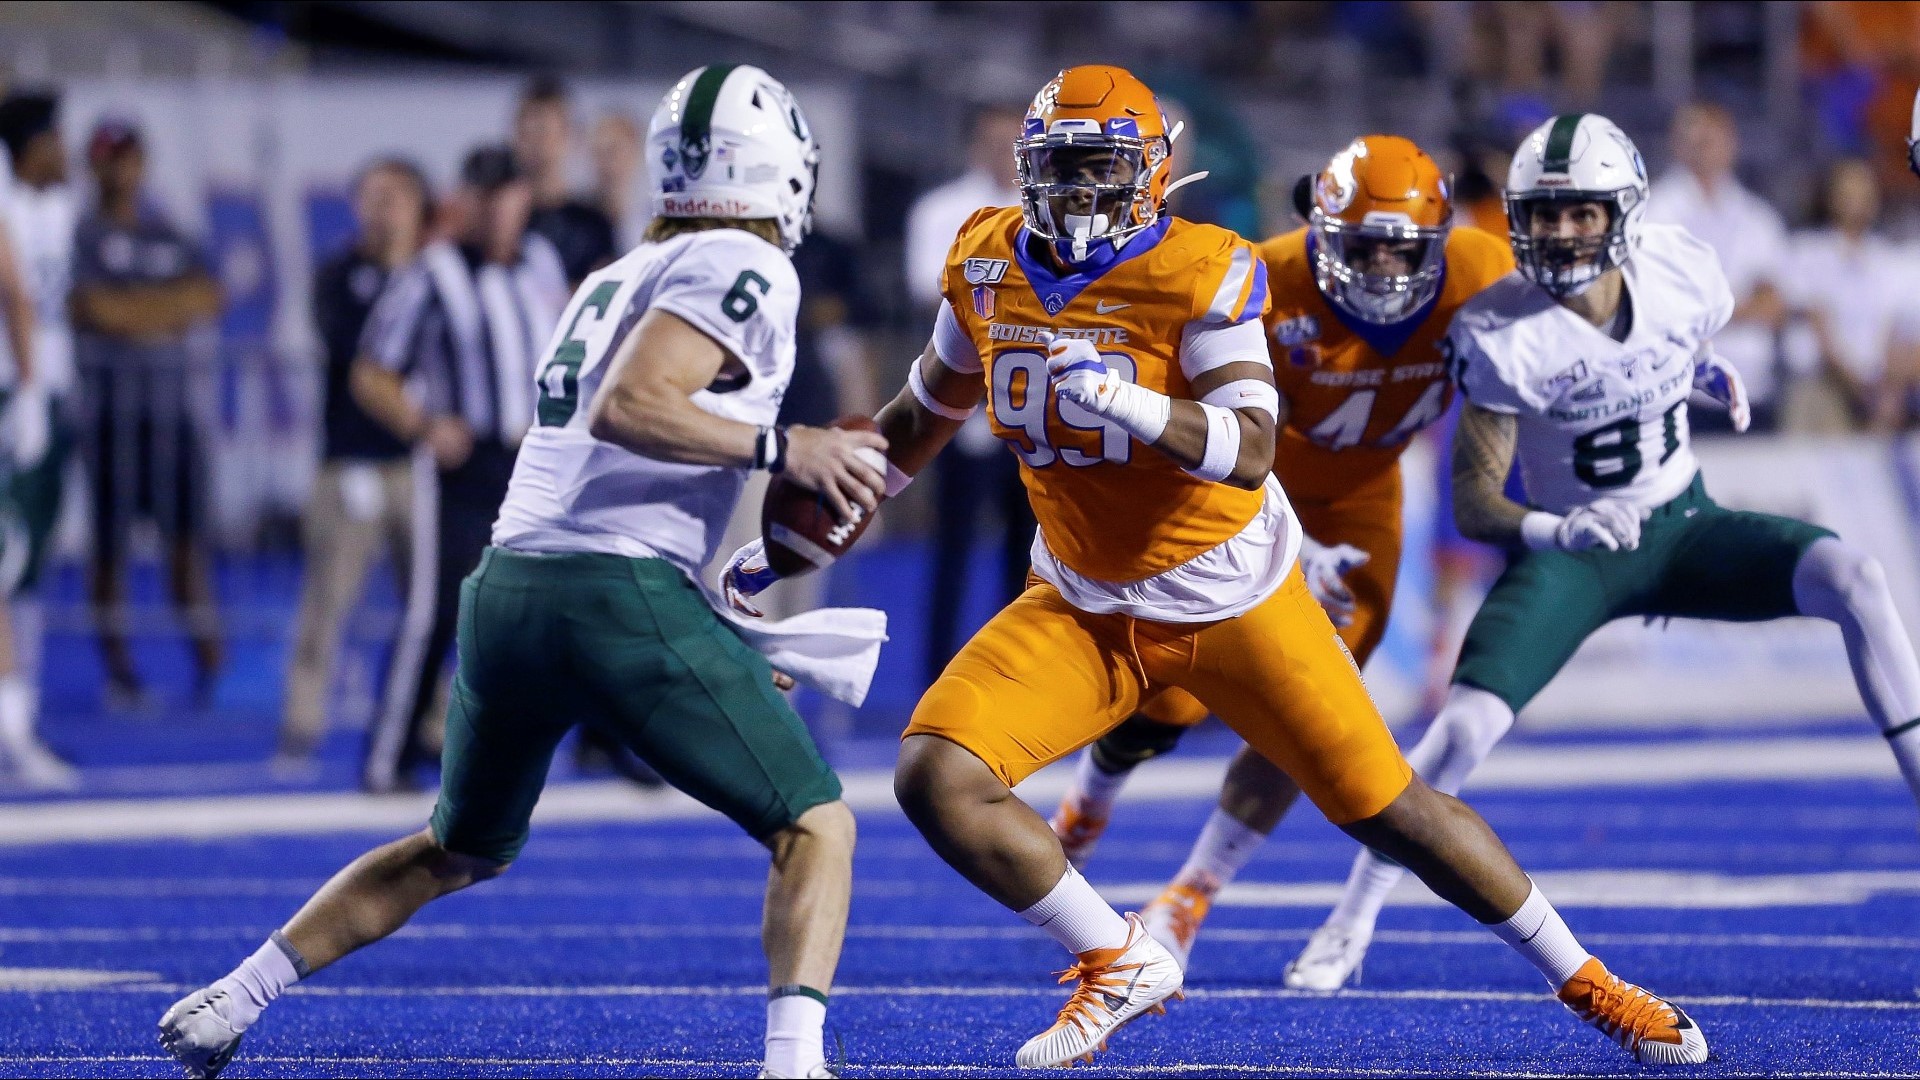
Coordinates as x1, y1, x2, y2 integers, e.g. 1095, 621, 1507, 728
161, 65, 878, 1080
1289, 114, 1920, 1013
492, 227, 799, 572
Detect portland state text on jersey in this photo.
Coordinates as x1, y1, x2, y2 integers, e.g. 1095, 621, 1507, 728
1541, 356, 1692, 425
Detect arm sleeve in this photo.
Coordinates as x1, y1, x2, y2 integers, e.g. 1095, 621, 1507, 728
1178, 318, 1270, 382
358, 264, 433, 374
649, 232, 800, 381
932, 299, 983, 374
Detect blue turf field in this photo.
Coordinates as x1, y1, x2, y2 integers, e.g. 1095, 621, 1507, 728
4, 756, 1919, 1078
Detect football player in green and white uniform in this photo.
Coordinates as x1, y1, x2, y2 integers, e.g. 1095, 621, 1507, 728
1287, 113, 1920, 991
0, 89, 71, 790
159, 65, 884, 1080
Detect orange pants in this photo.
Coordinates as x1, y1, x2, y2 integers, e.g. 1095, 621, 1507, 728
904, 567, 1412, 824
1140, 468, 1403, 728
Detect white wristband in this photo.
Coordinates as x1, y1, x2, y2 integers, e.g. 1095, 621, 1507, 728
1097, 379, 1172, 445
1185, 402, 1241, 483
884, 461, 914, 497
908, 360, 977, 422
1520, 511, 1564, 551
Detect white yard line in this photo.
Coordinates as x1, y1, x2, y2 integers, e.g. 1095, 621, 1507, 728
18, 978, 1917, 1014
0, 736, 1900, 847
7, 921, 1919, 951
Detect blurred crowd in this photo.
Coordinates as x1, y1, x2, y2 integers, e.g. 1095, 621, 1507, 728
2, 2, 1920, 792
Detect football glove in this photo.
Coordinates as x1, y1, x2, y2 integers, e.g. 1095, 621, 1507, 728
1298, 535, 1371, 628
1557, 498, 1644, 552
1693, 346, 1750, 433
1043, 334, 1121, 412
719, 537, 781, 618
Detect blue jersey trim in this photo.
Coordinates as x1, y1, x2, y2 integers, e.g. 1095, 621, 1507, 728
1013, 217, 1172, 317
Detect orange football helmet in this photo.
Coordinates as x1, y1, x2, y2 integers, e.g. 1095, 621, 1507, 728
1016, 65, 1199, 260
1309, 135, 1453, 324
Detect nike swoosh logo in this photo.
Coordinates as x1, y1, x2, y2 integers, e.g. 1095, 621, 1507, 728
1095, 300, 1130, 313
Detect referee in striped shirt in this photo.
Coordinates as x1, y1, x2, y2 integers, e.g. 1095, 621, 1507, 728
350, 146, 567, 793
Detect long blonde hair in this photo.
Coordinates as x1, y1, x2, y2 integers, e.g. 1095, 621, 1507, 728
643, 216, 783, 248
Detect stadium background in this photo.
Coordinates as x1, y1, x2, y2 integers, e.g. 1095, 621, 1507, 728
4, 3, 1920, 1077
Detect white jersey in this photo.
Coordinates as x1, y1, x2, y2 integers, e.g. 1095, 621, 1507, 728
1445, 223, 1733, 515
492, 228, 800, 579
0, 178, 78, 394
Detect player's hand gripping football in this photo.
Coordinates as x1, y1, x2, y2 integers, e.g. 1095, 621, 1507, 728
783, 423, 889, 525
1557, 498, 1644, 552
1692, 345, 1750, 433
1298, 535, 1371, 627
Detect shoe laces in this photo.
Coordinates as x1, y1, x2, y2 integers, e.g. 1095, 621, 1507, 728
1577, 973, 1678, 1050
1048, 953, 1143, 1041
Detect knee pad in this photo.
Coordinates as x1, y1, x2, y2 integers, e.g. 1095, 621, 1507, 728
1091, 713, 1190, 772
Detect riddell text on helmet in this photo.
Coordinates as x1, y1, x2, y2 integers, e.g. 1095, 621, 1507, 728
662, 195, 758, 217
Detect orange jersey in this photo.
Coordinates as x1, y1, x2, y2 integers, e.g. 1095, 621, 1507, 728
1263, 225, 1513, 501
941, 206, 1270, 583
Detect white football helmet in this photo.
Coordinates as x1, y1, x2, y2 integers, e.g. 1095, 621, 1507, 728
648, 64, 819, 253
1506, 113, 1649, 297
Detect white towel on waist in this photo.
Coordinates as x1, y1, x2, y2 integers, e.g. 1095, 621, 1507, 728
696, 579, 889, 707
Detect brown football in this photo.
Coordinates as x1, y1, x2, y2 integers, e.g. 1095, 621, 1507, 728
762, 415, 887, 578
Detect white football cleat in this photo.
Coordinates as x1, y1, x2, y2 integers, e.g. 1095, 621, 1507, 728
1140, 879, 1214, 972
1283, 922, 1371, 991
1015, 913, 1184, 1069
1558, 957, 1710, 1065
158, 986, 245, 1079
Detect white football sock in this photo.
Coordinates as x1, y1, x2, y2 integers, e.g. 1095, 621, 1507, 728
765, 987, 827, 1077
212, 932, 307, 1031
1067, 747, 1132, 819
1325, 848, 1405, 934
1793, 538, 1920, 800
1018, 866, 1131, 955
1486, 882, 1592, 988
1172, 807, 1265, 896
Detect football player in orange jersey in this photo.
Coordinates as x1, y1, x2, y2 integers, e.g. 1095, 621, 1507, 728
727, 67, 1704, 1069
1046, 136, 1517, 971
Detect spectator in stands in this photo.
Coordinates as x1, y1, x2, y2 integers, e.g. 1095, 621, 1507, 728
1646, 102, 1790, 432
1802, 0, 1920, 193
590, 111, 644, 254
1780, 158, 1920, 433
350, 146, 566, 793
513, 76, 616, 285
70, 119, 225, 711
275, 159, 432, 774
902, 102, 1037, 684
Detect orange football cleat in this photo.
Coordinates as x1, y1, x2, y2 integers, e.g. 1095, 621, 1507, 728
1140, 876, 1215, 971
1557, 957, 1709, 1065
1048, 794, 1110, 871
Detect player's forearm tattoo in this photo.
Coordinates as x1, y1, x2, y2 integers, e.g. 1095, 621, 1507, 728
1451, 404, 1530, 544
